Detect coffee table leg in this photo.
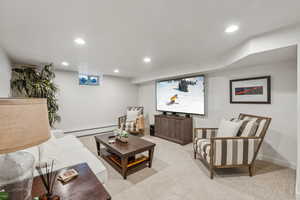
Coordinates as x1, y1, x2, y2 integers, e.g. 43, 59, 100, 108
148, 148, 154, 168
96, 141, 101, 156
121, 157, 128, 179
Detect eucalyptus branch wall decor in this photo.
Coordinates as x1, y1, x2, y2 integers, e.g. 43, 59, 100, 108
11, 63, 61, 127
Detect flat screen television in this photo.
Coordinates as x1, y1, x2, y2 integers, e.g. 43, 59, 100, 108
156, 75, 205, 115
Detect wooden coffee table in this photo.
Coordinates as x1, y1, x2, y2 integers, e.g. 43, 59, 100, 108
95, 133, 156, 179
32, 163, 111, 200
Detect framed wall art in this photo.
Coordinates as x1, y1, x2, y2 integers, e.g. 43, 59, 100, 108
79, 74, 101, 86
230, 76, 271, 104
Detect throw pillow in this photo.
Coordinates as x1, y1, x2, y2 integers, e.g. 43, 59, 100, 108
230, 118, 259, 137
240, 120, 259, 137
126, 110, 139, 122
218, 119, 242, 137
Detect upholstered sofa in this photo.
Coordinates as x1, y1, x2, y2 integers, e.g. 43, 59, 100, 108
23, 130, 107, 184
193, 113, 271, 179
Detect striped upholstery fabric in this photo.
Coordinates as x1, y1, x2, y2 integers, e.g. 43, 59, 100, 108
193, 114, 271, 179
212, 138, 261, 166
196, 139, 211, 163
119, 106, 144, 132
121, 121, 139, 132
127, 106, 143, 115
193, 128, 217, 159
194, 128, 218, 139
240, 116, 267, 137
230, 118, 259, 137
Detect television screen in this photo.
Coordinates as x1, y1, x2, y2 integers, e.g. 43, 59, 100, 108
156, 76, 205, 115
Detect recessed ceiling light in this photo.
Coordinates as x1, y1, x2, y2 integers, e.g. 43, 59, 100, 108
114, 69, 119, 73
74, 38, 86, 45
143, 57, 151, 63
61, 61, 69, 66
225, 25, 239, 33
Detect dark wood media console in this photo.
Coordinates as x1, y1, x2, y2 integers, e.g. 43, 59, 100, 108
154, 114, 193, 145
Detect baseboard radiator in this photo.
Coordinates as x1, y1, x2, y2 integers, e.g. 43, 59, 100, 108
64, 125, 118, 138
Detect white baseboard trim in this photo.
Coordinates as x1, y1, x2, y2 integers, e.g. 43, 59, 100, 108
257, 154, 296, 169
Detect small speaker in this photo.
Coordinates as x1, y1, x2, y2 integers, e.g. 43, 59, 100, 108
150, 124, 155, 136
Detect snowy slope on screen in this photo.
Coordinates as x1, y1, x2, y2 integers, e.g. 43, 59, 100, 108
156, 76, 204, 115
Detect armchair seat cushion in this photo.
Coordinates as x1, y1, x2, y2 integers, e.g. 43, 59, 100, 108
121, 121, 138, 132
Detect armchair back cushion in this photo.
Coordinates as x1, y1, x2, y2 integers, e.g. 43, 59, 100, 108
239, 114, 271, 138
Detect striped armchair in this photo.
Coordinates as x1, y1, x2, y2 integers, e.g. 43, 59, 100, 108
118, 106, 145, 135
193, 113, 271, 179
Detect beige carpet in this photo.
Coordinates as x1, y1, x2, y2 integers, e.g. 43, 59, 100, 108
79, 134, 296, 200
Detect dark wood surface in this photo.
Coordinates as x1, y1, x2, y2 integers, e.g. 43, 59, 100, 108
32, 163, 111, 200
95, 133, 155, 157
95, 133, 155, 179
154, 114, 193, 145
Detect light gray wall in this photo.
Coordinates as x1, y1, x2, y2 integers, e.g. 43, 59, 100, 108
54, 70, 139, 131
138, 61, 297, 168
296, 44, 300, 198
0, 48, 11, 97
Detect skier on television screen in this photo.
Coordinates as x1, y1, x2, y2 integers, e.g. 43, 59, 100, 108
167, 94, 178, 105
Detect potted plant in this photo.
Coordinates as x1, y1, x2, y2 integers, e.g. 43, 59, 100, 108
11, 64, 60, 127
116, 130, 129, 143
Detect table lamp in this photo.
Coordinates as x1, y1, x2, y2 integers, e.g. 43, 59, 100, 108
0, 98, 51, 200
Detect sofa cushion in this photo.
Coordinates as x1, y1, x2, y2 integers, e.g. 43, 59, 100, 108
53, 135, 84, 150
35, 135, 107, 183
21, 146, 40, 167
50, 129, 65, 139
39, 135, 85, 166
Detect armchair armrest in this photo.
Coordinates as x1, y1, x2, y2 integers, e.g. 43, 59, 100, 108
136, 115, 145, 131
118, 115, 126, 128
193, 128, 218, 140
210, 137, 261, 166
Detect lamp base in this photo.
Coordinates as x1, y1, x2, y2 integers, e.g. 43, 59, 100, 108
0, 152, 35, 200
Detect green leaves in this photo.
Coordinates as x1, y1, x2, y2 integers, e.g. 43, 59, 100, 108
0, 192, 8, 200
11, 63, 60, 127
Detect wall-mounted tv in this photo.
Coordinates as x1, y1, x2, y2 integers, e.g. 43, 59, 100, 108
156, 75, 205, 115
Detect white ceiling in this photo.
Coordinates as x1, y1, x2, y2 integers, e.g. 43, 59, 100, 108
227, 45, 297, 70
0, 0, 299, 78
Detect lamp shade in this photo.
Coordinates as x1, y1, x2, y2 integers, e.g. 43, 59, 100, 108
0, 98, 50, 154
